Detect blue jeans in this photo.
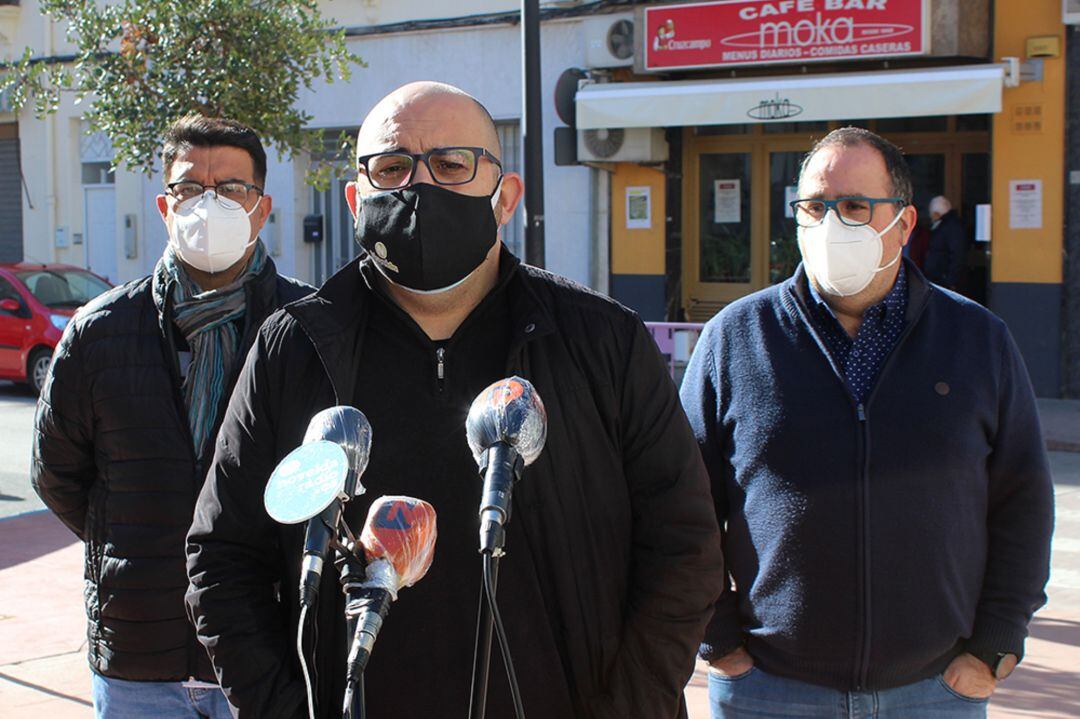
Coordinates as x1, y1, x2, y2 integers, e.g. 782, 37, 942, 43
91, 673, 233, 719
709, 666, 988, 718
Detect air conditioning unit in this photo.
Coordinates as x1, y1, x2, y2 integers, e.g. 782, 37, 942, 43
583, 12, 635, 68
577, 127, 668, 163
1066, 0, 1080, 24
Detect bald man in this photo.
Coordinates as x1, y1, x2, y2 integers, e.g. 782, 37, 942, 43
185, 82, 723, 719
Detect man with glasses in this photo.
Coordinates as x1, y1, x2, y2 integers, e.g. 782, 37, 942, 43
185, 81, 722, 718
32, 115, 310, 718
681, 127, 1053, 718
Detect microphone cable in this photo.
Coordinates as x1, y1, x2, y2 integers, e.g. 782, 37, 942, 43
297, 604, 316, 719
483, 552, 526, 719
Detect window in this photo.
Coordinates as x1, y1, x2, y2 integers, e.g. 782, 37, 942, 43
81, 162, 115, 185
16, 269, 111, 309
0, 276, 20, 303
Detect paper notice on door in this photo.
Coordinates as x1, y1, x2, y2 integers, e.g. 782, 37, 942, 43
975, 204, 991, 242
714, 179, 741, 224
1009, 180, 1042, 229
626, 186, 651, 230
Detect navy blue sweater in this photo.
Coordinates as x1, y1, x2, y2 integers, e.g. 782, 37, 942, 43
680, 261, 1054, 691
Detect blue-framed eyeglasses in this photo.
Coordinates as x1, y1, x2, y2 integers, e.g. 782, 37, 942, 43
789, 196, 906, 228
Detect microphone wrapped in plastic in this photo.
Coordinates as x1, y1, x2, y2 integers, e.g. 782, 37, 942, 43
264, 406, 373, 607
465, 377, 545, 719
343, 496, 437, 711
465, 377, 547, 555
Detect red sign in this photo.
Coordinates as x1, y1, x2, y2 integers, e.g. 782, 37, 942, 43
644, 0, 928, 71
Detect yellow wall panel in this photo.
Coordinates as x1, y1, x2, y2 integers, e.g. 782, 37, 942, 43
610, 163, 666, 276
991, 2, 1065, 284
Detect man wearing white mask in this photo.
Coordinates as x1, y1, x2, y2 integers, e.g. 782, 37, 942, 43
680, 127, 1054, 718
32, 115, 310, 718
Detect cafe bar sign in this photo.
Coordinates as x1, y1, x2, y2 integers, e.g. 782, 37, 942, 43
643, 0, 929, 71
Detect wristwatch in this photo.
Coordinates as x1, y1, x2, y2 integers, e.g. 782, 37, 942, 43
971, 650, 1018, 680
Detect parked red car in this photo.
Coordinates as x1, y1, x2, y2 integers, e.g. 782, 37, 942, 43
0, 263, 113, 394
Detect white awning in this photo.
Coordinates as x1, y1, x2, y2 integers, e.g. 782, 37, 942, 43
575, 65, 1004, 130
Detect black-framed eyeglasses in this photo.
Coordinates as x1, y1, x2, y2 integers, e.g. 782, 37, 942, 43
357, 146, 502, 190
789, 196, 906, 228
166, 181, 263, 208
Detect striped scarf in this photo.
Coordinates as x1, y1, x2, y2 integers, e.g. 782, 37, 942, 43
160, 240, 268, 456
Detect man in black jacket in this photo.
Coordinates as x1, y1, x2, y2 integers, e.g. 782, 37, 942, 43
681, 128, 1053, 718
32, 116, 311, 718
924, 195, 969, 292
185, 81, 723, 719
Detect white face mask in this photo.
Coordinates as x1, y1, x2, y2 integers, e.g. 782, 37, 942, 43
798, 208, 904, 297
169, 191, 260, 274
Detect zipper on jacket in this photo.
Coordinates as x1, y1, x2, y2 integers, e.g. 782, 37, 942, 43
436, 347, 446, 386
849, 294, 931, 690
854, 405, 872, 691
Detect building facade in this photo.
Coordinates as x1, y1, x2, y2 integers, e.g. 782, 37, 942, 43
585, 0, 1069, 397
1, 0, 611, 290
1, 0, 1075, 396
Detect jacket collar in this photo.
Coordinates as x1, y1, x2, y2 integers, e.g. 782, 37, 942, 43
786, 257, 932, 327
151, 248, 281, 329
286, 244, 553, 403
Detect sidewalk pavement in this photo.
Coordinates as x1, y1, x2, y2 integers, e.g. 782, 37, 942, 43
2, 399, 1079, 718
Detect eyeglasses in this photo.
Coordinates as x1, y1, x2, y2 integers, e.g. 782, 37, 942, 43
357, 146, 502, 190
166, 181, 263, 208
789, 196, 906, 228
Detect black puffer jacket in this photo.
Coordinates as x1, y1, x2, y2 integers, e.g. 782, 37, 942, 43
31, 256, 310, 681
185, 250, 724, 718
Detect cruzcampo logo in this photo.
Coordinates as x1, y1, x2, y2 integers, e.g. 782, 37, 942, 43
747, 93, 803, 121
653, 19, 676, 51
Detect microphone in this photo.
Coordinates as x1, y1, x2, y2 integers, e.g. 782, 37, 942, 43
465, 377, 547, 555
264, 407, 373, 608
343, 495, 437, 710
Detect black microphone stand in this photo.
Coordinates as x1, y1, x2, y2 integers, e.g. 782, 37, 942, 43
337, 539, 368, 719
468, 441, 523, 719
468, 551, 500, 719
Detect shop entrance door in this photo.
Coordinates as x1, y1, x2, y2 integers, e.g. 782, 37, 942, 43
683, 132, 814, 321
685, 149, 754, 319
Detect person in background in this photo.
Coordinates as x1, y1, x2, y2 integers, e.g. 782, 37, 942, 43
924, 195, 969, 292
32, 115, 311, 718
903, 222, 931, 269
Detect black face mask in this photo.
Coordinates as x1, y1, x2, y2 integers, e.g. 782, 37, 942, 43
355, 180, 502, 293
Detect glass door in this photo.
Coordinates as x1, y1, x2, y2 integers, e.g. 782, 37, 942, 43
684, 145, 756, 319
768, 151, 803, 285
698, 153, 752, 285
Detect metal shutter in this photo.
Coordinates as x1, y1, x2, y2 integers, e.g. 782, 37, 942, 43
0, 137, 23, 263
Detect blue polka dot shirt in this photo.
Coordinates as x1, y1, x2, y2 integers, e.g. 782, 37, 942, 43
808, 265, 909, 404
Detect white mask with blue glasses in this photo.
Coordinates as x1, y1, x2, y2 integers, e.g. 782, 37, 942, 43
798, 208, 903, 297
